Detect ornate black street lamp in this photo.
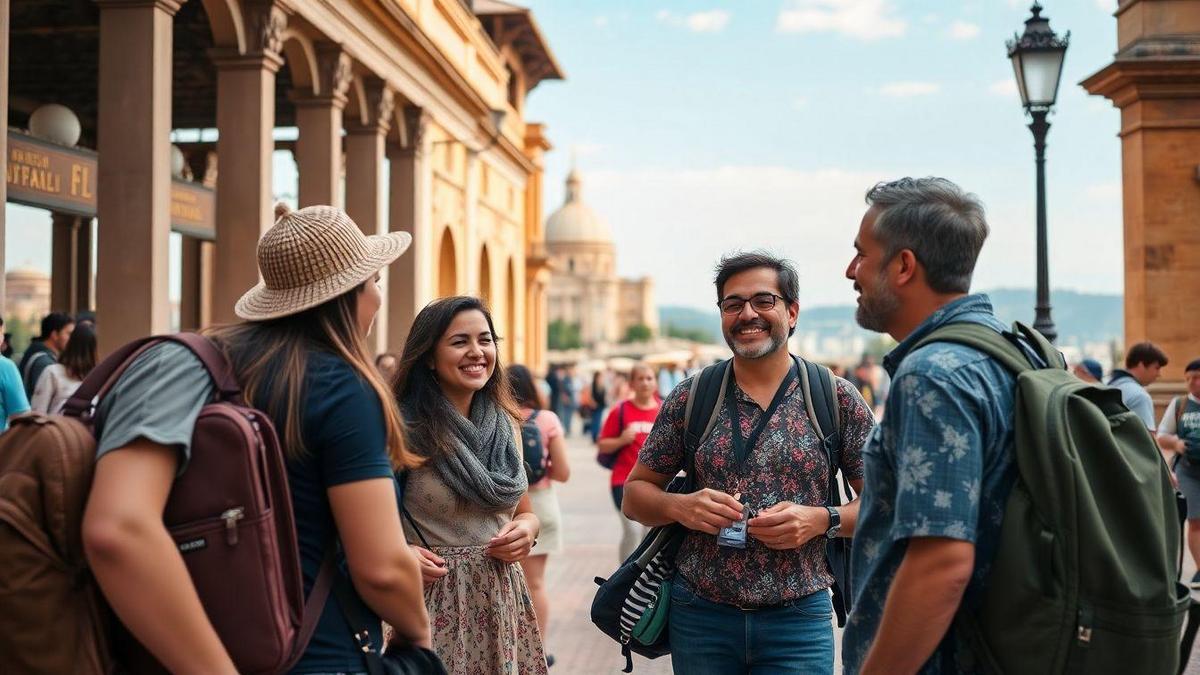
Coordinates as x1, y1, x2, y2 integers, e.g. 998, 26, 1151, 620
1008, 2, 1069, 343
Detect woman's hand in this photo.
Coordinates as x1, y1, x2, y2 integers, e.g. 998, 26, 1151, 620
486, 519, 537, 562
410, 545, 448, 586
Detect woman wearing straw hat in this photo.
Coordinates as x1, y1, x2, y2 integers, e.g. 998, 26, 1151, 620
83, 203, 431, 674
393, 296, 548, 674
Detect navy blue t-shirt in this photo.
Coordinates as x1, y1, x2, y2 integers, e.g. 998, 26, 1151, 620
258, 351, 395, 674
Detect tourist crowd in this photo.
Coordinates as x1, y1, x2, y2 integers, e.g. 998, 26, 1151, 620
0, 178, 1193, 675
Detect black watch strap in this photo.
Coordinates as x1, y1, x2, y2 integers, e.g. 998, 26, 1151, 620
825, 506, 841, 538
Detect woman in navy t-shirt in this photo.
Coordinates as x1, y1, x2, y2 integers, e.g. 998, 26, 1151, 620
83, 204, 431, 674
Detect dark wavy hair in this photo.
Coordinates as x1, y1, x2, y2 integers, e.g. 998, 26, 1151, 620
393, 296, 519, 459
507, 364, 542, 410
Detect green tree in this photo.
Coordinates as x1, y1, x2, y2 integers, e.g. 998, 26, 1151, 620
622, 324, 653, 344
7, 314, 35, 359
548, 320, 583, 350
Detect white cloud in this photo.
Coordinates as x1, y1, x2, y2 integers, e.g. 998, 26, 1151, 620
988, 78, 1018, 98
657, 9, 731, 33
1095, 0, 1118, 12
593, 15, 610, 29
775, 0, 906, 41
687, 10, 731, 32
879, 81, 940, 97
792, 96, 810, 110
947, 20, 980, 40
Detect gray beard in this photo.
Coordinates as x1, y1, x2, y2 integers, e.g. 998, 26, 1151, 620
725, 327, 787, 360
855, 283, 900, 333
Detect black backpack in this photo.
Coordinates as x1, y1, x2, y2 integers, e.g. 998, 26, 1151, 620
591, 355, 854, 672
521, 410, 548, 484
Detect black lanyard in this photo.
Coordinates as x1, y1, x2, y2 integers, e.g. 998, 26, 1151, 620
727, 363, 798, 466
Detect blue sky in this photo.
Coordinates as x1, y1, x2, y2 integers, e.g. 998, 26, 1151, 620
521, 0, 1125, 310
7, 0, 1126, 312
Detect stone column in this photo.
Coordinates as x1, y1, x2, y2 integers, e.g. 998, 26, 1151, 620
50, 212, 82, 313
75, 219, 93, 312
345, 78, 394, 354
209, 3, 284, 325
0, 0, 8, 318
523, 123, 552, 371
95, 0, 180, 354
1082, 0, 1200, 407
180, 237, 202, 330
386, 105, 432, 353
292, 43, 350, 208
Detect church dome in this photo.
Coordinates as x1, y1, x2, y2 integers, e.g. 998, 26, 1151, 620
545, 170, 613, 245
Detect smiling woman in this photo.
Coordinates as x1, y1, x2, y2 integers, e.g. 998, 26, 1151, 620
392, 296, 549, 674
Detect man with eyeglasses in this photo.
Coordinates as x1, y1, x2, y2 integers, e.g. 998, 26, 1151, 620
622, 251, 875, 675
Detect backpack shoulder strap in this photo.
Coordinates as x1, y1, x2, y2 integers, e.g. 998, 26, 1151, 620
60, 332, 242, 421
796, 356, 849, 505
911, 323, 1038, 375
683, 360, 730, 453
1176, 396, 1187, 430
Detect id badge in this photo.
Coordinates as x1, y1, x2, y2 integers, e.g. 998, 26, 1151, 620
717, 504, 752, 549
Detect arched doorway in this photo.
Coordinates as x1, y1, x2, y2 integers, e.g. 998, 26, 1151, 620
438, 228, 457, 298
479, 245, 492, 306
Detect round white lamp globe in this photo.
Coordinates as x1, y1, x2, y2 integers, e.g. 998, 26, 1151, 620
29, 104, 82, 147
171, 145, 186, 178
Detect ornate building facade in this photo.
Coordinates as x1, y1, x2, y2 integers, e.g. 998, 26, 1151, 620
545, 170, 656, 349
2, 0, 562, 371
1083, 0, 1200, 404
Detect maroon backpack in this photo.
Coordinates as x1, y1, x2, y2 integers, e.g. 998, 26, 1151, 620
0, 333, 332, 674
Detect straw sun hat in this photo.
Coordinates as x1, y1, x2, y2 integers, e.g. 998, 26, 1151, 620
234, 203, 412, 321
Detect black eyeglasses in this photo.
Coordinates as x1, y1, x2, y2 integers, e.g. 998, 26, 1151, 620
717, 293, 786, 316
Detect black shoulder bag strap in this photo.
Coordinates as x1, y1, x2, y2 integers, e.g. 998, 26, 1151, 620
396, 471, 433, 550
682, 360, 732, 484
796, 356, 853, 627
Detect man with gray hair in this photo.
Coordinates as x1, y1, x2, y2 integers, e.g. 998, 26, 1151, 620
841, 177, 1019, 674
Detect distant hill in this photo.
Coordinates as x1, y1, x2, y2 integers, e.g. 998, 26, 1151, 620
660, 289, 1123, 348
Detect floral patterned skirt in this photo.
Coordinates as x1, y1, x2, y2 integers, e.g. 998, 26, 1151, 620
426, 545, 548, 675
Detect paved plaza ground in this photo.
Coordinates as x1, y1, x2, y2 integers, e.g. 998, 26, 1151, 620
541, 431, 1199, 675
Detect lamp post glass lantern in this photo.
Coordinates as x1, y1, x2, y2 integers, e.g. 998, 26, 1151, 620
1008, 2, 1069, 343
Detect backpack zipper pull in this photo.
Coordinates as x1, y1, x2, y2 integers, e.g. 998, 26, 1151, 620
1077, 605, 1093, 644
222, 507, 244, 546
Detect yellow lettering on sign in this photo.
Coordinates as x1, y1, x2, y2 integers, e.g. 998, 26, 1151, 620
71, 164, 92, 198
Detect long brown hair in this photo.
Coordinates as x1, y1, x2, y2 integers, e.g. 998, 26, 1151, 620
393, 296, 519, 459
207, 284, 420, 470
59, 323, 97, 381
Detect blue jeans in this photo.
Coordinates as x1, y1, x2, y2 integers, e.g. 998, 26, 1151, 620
668, 576, 833, 675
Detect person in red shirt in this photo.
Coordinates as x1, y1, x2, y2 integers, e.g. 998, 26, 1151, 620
597, 362, 660, 561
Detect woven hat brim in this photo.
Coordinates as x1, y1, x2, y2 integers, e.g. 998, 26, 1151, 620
234, 231, 413, 322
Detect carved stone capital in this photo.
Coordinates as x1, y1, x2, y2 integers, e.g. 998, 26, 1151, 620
390, 105, 430, 156
244, 0, 287, 58
348, 77, 396, 135
316, 42, 353, 102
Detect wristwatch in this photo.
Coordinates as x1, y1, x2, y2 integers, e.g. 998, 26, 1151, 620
824, 506, 841, 539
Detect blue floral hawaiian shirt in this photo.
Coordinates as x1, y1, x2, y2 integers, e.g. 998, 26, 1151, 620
842, 294, 1018, 674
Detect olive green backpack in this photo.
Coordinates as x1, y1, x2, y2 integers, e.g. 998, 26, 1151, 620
914, 322, 1189, 675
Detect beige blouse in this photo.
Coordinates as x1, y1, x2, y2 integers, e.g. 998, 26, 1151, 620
401, 466, 516, 548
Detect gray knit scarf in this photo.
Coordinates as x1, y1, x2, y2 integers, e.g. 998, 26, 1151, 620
424, 394, 527, 510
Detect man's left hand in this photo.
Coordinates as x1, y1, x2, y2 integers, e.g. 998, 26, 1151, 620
747, 502, 829, 550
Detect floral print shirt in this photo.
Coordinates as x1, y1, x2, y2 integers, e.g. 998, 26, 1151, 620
638, 363, 874, 607
842, 294, 1018, 675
